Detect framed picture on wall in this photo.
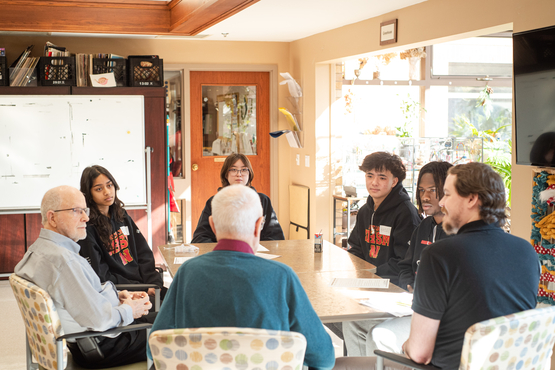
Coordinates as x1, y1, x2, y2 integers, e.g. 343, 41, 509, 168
380, 19, 398, 45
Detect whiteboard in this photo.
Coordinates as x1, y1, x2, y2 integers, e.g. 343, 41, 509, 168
0, 95, 146, 212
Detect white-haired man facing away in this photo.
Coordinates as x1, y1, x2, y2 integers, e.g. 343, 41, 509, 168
148, 184, 336, 370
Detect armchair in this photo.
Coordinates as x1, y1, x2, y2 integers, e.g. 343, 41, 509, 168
374, 305, 555, 370
149, 327, 307, 370
9, 273, 153, 370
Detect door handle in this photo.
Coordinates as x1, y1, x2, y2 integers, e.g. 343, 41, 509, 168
192, 164, 199, 171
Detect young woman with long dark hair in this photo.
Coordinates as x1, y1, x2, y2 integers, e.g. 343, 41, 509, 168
78, 165, 165, 298
191, 153, 284, 243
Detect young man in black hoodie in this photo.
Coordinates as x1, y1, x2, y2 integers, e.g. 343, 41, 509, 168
397, 161, 453, 292
341, 151, 421, 357
347, 151, 421, 285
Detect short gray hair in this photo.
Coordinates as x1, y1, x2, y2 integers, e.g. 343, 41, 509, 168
40, 185, 74, 225
211, 185, 262, 239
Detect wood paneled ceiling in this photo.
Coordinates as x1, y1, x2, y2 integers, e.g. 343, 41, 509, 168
0, 0, 259, 36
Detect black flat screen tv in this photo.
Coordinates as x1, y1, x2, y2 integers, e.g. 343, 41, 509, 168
514, 25, 555, 167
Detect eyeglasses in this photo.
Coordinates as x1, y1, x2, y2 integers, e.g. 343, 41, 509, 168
53, 207, 90, 217
228, 168, 249, 175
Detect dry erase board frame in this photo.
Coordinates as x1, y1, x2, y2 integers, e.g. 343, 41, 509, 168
0, 95, 146, 212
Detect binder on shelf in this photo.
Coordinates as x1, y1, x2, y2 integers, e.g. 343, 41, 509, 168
0, 55, 7, 86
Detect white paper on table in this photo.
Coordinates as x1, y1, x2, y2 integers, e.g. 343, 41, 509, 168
330, 278, 390, 289
255, 253, 281, 260
257, 245, 269, 252
174, 256, 196, 264
359, 292, 413, 317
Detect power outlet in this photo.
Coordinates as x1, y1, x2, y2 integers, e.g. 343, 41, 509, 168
305, 155, 310, 167
296, 154, 300, 166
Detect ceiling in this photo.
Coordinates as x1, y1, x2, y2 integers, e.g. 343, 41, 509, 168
0, 0, 427, 42
200, 0, 427, 42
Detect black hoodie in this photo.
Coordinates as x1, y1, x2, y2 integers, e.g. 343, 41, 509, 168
191, 187, 285, 243
397, 215, 450, 290
78, 210, 163, 288
348, 183, 421, 285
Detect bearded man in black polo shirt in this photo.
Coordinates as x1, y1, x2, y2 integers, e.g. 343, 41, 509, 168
401, 162, 540, 369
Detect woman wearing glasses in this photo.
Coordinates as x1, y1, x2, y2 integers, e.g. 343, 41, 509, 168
77, 165, 165, 300
191, 153, 285, 243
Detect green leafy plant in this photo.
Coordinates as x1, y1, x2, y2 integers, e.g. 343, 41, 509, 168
396, 94, 426, 137
451, 85, 512, 206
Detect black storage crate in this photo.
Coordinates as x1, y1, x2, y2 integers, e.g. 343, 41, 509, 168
128, 55, 163, 87
38, 56, 76, 86
0, 56, 7, 86
93, 58, 127, 87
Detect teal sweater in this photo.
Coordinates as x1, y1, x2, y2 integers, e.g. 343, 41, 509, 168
148, 249, 335, 370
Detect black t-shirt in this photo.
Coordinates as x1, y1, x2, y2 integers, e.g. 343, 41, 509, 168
412, 220, 540, 370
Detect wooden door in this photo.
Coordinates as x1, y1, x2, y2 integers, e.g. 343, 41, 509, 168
190, 71, 270, 233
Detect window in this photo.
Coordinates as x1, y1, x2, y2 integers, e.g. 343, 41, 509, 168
336, 33, 513, 205
431, 35, 513, 78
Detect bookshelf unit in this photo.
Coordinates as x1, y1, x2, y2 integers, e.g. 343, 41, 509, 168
0, 86, 167, 276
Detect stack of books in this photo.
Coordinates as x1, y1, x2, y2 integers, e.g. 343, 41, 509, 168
44, 41, 70, 58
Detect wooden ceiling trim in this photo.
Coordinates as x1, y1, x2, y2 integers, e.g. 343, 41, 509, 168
0, 0, 259, 36
169, 0, 259, 35
1, 3, 170, 34
1, 0, 169, 10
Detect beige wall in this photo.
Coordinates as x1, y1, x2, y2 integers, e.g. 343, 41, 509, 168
289, 0, 555, 242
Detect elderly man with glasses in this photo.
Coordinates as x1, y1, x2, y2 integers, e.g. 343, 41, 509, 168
15, 185, 155, 368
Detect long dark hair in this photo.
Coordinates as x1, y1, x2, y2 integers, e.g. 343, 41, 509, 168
219, 153, 255, 187
80, 165, 125, 253
416, 161, 452, 214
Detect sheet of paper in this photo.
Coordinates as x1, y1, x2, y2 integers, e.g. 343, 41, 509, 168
330, 278, 390, 289
257, 245, 269, 252
174, 256, 196, 264
255, 252, 281, 260
359, 292, 413, 317
90, 72, 117, 87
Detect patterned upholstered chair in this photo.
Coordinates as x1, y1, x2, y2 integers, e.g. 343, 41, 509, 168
149, 327, 307, 370
9, 274, 152, 370
375, 305, 555, 370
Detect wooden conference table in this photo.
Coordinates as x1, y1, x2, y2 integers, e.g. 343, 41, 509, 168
159, 239, 406, 323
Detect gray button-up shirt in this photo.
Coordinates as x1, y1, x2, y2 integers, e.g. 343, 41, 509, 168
15, 228, 134, 336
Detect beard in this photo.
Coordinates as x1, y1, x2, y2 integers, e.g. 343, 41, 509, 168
442, 207, 462, 235
442, 220, 459, 235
